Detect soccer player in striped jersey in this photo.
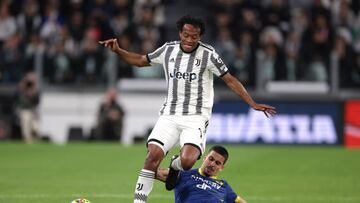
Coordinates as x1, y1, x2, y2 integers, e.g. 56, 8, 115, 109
99, 15, 275, 203
157, 145, 247, 203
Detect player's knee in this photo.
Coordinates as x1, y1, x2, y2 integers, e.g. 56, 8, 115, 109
180, 156, 196, 170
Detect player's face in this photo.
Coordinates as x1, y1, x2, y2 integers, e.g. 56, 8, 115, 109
179, 24, 201, 52
200, 151, 225, 177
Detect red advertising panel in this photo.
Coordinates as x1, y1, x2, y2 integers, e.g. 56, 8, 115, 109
345, 100, 360, 148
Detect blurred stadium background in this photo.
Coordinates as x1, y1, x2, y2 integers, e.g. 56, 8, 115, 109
0, 0, 360, 202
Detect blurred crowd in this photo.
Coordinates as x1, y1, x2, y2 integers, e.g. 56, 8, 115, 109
207, 0, 360, 88
0, 0, 360, 88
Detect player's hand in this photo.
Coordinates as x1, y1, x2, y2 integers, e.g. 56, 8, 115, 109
99, 38, 120, 52
253, 104, 276, 117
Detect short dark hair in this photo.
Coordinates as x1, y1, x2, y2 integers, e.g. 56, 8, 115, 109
176, 15, 205, 35
209, 145, 229, 164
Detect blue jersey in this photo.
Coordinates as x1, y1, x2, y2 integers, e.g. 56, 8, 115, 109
174, 169, 241, 203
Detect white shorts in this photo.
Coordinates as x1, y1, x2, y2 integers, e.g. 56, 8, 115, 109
147, 115, 209, 156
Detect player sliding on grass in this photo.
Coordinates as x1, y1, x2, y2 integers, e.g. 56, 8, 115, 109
99, 15, 276, 203
157, 145, 247, 203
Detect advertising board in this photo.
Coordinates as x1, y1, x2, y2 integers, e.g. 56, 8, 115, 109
207, 101, 341, 144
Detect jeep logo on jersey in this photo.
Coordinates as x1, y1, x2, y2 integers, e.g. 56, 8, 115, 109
170, 70, 197, 82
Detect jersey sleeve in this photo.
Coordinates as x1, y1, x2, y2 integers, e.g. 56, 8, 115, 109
208, 50, 229, 77
225, 181, 241, 203
147, 43, 167, 65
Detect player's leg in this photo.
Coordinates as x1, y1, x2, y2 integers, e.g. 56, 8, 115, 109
176, 144, 201, 170
165, 144, 201, 191
134, 144, 164, 203
174, 115, 207, 170
134, 116, 180, 203
166, 115, 207, 190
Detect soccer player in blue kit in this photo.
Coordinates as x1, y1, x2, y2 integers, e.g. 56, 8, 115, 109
100, 15, 274, 203
157, 145, 247, 203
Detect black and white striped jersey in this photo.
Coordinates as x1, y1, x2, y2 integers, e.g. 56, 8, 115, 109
147, 41, 229, 118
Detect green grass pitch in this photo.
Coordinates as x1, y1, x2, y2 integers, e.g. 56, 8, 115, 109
0, 142, 359, 203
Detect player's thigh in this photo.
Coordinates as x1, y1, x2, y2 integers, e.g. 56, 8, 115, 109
147, 116, 180, 155
179, 115, 208, 156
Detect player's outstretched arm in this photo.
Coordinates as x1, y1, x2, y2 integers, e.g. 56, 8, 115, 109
99, 38, 150, 67
222, 72, 276, 117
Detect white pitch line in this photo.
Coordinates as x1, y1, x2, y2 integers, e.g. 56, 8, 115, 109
0, 194, 359, 202
249, 196, 360, 201
0, 194, 173, 199
72, 194, 173, 199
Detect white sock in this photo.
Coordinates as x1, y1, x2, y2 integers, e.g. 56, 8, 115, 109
171, 156, 183, 171
134, 169, 155, 203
